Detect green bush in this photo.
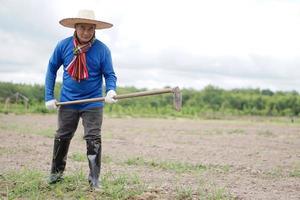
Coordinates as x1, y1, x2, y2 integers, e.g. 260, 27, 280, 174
1, 81, 300, 117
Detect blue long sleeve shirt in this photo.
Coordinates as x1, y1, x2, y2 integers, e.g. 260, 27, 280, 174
45, 36, 117, 110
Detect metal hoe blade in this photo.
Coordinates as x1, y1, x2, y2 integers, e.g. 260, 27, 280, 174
172, 87, 182, 111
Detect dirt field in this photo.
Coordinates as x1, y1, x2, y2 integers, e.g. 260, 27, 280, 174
0, 114, 299, 199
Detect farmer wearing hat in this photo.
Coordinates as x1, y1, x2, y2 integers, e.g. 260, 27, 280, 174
44, 9, 117, 190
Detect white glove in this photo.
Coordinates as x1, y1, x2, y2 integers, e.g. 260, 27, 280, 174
105, 90, 117, 104
45, 99, 57, 110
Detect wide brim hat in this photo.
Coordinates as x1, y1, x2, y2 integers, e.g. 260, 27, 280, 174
59, 9, 113, 29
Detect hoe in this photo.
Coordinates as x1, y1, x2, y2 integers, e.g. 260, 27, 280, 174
56, 87, 182, 111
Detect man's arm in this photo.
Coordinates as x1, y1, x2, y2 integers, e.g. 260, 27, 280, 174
101, 46, 117, 103
45, 42, 63, 104
102, 47, 117, 93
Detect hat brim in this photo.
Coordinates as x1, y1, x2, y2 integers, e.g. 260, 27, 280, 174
59, 18, 113, 29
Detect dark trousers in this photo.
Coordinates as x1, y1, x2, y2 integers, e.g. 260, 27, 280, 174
50, 107, 103, 187
56, 107, 103, 140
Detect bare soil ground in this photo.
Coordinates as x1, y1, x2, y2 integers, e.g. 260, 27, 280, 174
0, 114, 299, 199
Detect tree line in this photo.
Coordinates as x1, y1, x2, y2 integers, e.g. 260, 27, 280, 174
0, 81, 299, 117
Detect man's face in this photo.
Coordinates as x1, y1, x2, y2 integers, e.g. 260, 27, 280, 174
75, 23, 96, 43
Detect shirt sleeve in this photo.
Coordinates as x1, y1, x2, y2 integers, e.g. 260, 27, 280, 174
102, 47, 117, 93
44, 42, 63, 101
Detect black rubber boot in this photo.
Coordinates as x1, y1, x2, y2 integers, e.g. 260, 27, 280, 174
48, 138, 71, 184
86, 138, 102, 190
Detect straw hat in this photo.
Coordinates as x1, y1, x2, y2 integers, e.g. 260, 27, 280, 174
59, 9, 113, 29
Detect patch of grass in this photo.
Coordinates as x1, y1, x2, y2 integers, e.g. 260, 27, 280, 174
0, 123, 54, 138
0, 169, 145, 200
197, 179, 235, 200
102, 155, 113, 164
125, 157, 145, 165
0, 146, 32, 156
227, 129, 245, 135
0, 169, 49, 199
70, 152, 86, 162
257, 130, 275, 137
261, 163, 300, 179
124, 157, 230, 174
0, 147, 15, 156
289, 164, 300, 177
33, 128, 54, 138
205, 130, 224, 135
264, 167, 284, 178
290, 169, 300, 177
0, 123, 20, 132
175, 182, 234, 200
175, 186, 193, 200
101, 172, 145, 199
204, 129, 245, 136
206, 188, 233, 200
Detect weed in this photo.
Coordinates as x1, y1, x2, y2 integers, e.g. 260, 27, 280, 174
289, 164, 300, 177
207, 188, 233, 200
101, 172, 145, 199
264, 167, 284, 178
175, 186, 193, 200
174, 182, 234, 200
197, 179, 235, 200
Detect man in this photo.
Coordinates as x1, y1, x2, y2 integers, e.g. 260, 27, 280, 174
44, 9, 117, 190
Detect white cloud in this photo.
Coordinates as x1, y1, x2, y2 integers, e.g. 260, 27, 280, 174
1, 0, 300, 91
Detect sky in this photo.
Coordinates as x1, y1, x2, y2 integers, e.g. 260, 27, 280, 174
1, 0, 300, 91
